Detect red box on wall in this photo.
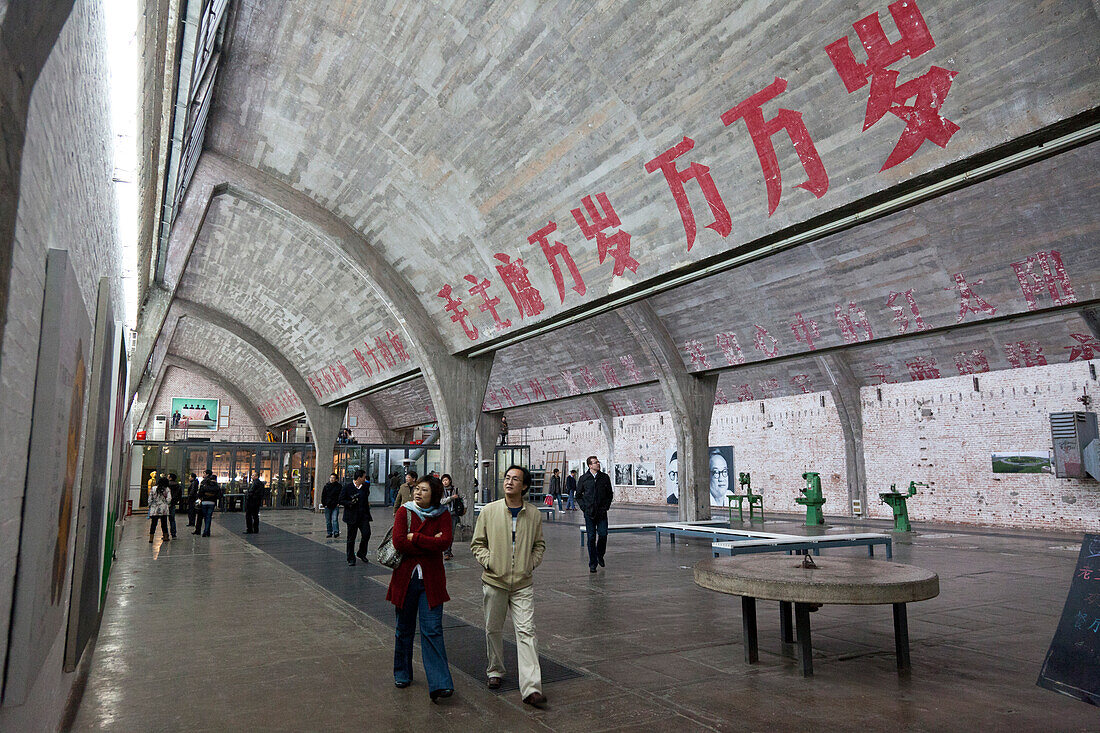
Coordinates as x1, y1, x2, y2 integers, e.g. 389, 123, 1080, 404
135, 430, 147, 441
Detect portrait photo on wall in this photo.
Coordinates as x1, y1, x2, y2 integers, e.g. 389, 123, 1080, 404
665, 446, 735, 506
614, 462, 633, 485
634, 462, 656, 487
170, 397, 219, 430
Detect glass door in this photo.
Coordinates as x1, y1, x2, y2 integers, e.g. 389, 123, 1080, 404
299, 448, 314, 508
257, 450, 277, 507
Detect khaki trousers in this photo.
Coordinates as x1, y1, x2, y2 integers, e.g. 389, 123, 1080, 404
482, 583, 542, 698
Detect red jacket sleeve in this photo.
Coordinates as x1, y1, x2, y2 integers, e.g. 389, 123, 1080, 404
411, 513, 452, 551
391, 507, 417, 553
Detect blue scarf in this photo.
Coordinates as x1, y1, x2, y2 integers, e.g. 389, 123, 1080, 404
403, 501, 448, 521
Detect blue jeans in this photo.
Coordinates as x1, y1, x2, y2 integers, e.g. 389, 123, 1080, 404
394, 576, 454, 692
324, 506, 340, 535
584, 513, 608, 568
198, 503, 215, 535
566, 491, 576, 510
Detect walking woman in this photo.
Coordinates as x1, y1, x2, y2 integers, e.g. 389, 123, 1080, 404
148, 476, 171, 543
439, 474, 463, 561
386, 475, 455, 701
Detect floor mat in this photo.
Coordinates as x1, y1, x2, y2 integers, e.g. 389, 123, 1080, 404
236, 515, 583, 691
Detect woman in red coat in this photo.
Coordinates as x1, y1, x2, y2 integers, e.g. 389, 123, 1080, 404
387, 475, 454, 701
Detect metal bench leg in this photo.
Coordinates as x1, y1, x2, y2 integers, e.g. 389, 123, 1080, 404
742, 596, 759, 664
795, 602, 813, 677
886, 541, 893, 560
779, 601, 794, 645
893, 603, 911, 673
868, 544, 874, 557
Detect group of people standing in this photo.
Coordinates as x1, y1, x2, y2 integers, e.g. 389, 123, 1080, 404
148, 469, 265, 542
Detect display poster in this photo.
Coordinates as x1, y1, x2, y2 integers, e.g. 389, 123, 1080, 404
170, 397, 219, 430
1037, 534, 1100, 706
665, 445, 735, 506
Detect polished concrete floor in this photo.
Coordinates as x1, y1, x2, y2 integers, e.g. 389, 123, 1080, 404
70, 505, 1097, 732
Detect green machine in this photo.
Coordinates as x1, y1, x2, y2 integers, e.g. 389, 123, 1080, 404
795, 471, 826, 526
879, 481, 926, 532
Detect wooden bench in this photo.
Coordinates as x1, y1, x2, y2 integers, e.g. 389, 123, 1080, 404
711, 532, 893, 559
579, 519, 728, 547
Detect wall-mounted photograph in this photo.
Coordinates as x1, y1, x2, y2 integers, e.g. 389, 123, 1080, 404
991, 451, 1052, 474
170, 397, 219, 430
614, 463, 633, 485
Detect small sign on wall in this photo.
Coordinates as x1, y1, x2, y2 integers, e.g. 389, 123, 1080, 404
991, 451, 1052, 474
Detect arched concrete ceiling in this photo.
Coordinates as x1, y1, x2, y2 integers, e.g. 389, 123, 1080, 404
168, 316, 301, 424
205, 0, 1099, 352
177, 193, 418, 401
367, 377, 436, 430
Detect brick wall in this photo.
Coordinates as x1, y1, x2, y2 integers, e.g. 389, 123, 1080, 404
344, 399, 391, 444
146, 366, 265, 442
525, 362, 1100, 531
0, 1, 121, 728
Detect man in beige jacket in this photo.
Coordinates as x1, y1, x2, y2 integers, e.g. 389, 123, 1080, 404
470, 464, 547, 707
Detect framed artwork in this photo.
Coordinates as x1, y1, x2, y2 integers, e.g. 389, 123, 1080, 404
4, 250, 91, 704
992, 451, 1052, 473
664, 445, 735, 506
614, 463, 633, 485
170, 397, 219, 430
635, 462, 656, 487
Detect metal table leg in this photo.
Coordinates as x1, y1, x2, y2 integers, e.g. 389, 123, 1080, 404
779, 601, 794, 645
893, 602, 911, 673
742, 596, 759, 664
795, 602, 813, 677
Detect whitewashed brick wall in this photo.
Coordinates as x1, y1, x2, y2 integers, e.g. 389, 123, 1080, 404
146, 366, 265, 442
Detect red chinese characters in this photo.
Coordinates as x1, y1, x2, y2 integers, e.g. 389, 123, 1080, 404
494, 253, 545, 318
1067, 333, 1100, 361
905, 356, 940, 381
790, 312, 821, 351
684, 339, 711, 369
571, 193, 639, 277
1004, 341, 1047, 369
716, 332, 746, 365
1011, 250, 1076, 311
464, 275, 511, 329
791, 374, 814, 394
885, 289, 928, 334
620, 354, 644, 382
835, 301, 873, 343
644, 136, 732, 250
437, 284, 478, 341
869, 361, 898, 384
528, 222, 585, 303
722, 77, 829, 216
600, 360, 622, 387
753, 325, 780, 358
953, 350, 990, 375
946, 273, 996, 323
826, 1, 959, 171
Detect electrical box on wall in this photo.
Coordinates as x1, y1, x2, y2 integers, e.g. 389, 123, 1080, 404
294, 418, 307, 443
1050, 412, 1099, 480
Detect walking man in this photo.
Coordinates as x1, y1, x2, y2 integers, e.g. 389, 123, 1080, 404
340, 469, 373, 565
470, 465, 547, 708
167, 472, 182, 538
548, 468, 562, 511
576, 456, 613, 573
565, 468, 578, 510
186, 472, 199, 526
393, 470, 416, 513
193, 470, 222, 537
245, 471, 265, 534
321, 472, 342, 538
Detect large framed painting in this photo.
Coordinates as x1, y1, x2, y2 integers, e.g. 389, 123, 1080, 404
3, 250, 91, 704
170, 397, 219, 430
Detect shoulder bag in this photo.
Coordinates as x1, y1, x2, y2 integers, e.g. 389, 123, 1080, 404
377, 508, 413, 569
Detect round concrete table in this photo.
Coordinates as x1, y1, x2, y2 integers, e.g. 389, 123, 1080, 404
695, 555, 939, 676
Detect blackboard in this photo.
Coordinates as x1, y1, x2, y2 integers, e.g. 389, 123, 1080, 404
1037, 533, 1100, 706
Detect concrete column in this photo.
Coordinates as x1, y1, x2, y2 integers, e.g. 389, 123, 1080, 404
816, 353, 867, 515
588, 394, 616, 468
306, 406, 344, 508
429, 355, 493, 541
476, 412, 503, 504
619, 302, 717, 521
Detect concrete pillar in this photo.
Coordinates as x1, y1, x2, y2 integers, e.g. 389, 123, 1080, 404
476, 412, 503, 504
588, 394, 616, 469
816, 353, 867, 515
619, 302, 717, 521
305, 405, 344, 509
429, 355, 493, 541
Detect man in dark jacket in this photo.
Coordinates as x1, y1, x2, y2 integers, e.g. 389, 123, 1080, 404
186, 473, 200, 526
565, 469, 578, 510
320, 472, 343, 538
194, 471, 222, 537
576, 456, 613, 573
548, 468, 562, 510
340, 469, 372, 566
167, 473, 182, 538
244, 471, 266, 534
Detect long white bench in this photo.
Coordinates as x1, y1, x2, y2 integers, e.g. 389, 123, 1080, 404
653, 523, 796, 546
579, 519, 728, 547
711, 532, 893, 559
474, 504, 556, 521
